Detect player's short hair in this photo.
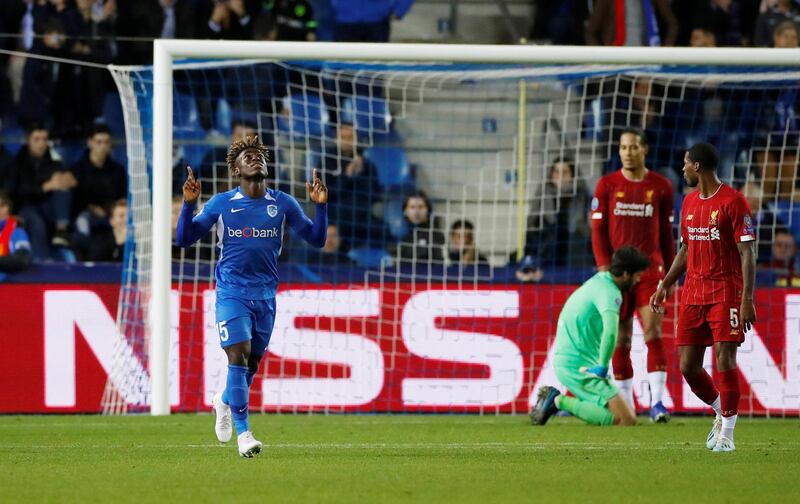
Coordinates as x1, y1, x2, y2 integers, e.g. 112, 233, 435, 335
619, 127, 648, 146
687, 142, 719, 171
226, 134, 270, 177
609, 246, 650, 277
774, 226, 793, 238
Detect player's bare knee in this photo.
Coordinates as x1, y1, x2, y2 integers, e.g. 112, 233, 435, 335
613, 411, 637, 426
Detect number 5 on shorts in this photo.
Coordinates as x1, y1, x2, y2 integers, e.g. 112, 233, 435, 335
729, 308, 739, 328
217, 321, 230, 342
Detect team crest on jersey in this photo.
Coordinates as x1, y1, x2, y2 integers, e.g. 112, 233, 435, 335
645, 190, 654, 203
687, 214, 693, 221
267, 205, 278, 218
591, 197, 599, 211
616, 191, 625, 198
709, 210, 719, 226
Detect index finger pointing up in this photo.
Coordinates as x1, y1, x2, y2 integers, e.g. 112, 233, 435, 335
187, 165, 195, 180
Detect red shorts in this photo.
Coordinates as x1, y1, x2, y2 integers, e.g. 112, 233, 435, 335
620, 277, 661, 321
676, 303, 745, 347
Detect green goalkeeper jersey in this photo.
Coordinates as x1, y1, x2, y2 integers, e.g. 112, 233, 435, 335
554, 271, 622, 368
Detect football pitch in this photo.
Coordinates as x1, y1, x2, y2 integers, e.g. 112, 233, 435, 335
1, 415, 797, 503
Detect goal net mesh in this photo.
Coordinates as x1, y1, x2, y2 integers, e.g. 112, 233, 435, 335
102, 58, 800, 416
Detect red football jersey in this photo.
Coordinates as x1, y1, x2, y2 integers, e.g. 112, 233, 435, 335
680, 184, 755, 305
591, 170, 675, 280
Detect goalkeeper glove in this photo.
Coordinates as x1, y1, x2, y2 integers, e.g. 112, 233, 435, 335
580, 366, 609, 379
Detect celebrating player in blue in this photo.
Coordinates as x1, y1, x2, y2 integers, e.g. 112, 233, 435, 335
176, 135, 328, 457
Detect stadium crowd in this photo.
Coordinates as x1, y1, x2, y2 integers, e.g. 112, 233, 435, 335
0, 0, 799, 286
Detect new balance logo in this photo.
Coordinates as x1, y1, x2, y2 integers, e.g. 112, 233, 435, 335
231, 208, 246, 213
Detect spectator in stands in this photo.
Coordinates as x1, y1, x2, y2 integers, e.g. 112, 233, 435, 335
754, 0, 800, 46
753, 21, 799, 200
5, 124, 75, 260
523, 158, 591, 268
393, 190, 445, 264
0, 191, 32, 276
262, 0, 317, 41
318, 123, 385, 247
0, 144, 11, 185
199, 120, 256, 195
74, 198, 126, 262
16, 17, 66, 131
71, 124, 127, 248
447, 219, 488, 267
303, 223, 351, 265
202, 0, 259, 39
530, 0, 589, 45
740, 181, 783, 264
585, 0, 679, 46
515, 254, 544, 283
691, 0, 749, 46
117, 0, 199, 64
689, 25, 718, 47
763, 227, 800, 286
330, 0, 414, 42
0, 1, 26, 121
45, 0, 118, 138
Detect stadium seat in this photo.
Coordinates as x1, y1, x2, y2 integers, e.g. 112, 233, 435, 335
347, 247, 392, 268
53, 142, 86, 166
363, 146, 413, 189
102, 92, 126, 138
0, 125, 25, 155
277, 93, 331, 141
174, 93, 201, 134
770, 200, 800, 244
382, 195, 408, 240
340, 95, 392, 141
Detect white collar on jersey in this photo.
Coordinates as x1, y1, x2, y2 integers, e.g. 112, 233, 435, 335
229, 189, 276, 201
699, 183, 723, 200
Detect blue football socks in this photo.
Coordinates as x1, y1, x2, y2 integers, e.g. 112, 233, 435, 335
225, 364, 250, 435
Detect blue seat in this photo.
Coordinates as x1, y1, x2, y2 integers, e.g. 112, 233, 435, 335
341, 95, 392, 141
102, 92, 125, 138
1, 126, 25, 155
363, 146, 413, 189
382, 195, 408, 240
54, 142, 85, 166
175, 128, 209, 170
771, 200, 800, 244
174, 93, 201, 134
347, 247, 392, 268
277, 93, 330, 141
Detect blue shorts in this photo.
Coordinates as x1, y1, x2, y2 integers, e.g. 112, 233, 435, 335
215, 296, 276, 356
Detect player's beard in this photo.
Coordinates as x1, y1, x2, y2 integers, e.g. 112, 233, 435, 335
684, 175, 699, 188
242, 171, 267, 183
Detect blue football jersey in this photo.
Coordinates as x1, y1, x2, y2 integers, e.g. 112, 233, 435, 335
177, 187, 326, 300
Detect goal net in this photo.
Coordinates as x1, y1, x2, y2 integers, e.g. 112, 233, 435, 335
102, 45, 800, 416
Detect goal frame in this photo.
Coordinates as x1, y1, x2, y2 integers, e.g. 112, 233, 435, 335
149, 40, 800, 415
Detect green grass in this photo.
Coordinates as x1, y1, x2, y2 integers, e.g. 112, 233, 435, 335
0, 415, 798, 503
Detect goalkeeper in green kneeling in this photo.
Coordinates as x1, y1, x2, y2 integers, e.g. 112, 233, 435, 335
530, 246, 651, 427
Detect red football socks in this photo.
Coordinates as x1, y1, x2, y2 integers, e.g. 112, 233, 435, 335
612, 346, 634, 380
718, 368, 740, 417
645, 339, 667, 372
683, 368, 719, 405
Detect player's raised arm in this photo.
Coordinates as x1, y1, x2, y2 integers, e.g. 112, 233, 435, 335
286, 169, 328, 248
176, 166, 218, 247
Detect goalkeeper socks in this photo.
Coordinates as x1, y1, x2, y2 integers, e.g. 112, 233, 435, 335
718, 368, 740, 418
612, 346, 634, 381
683, 368, 719, 405
225, 364, 250, 435
557, 396, 614, 426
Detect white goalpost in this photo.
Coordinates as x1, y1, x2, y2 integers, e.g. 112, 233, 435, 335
115, 40, 800, 416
